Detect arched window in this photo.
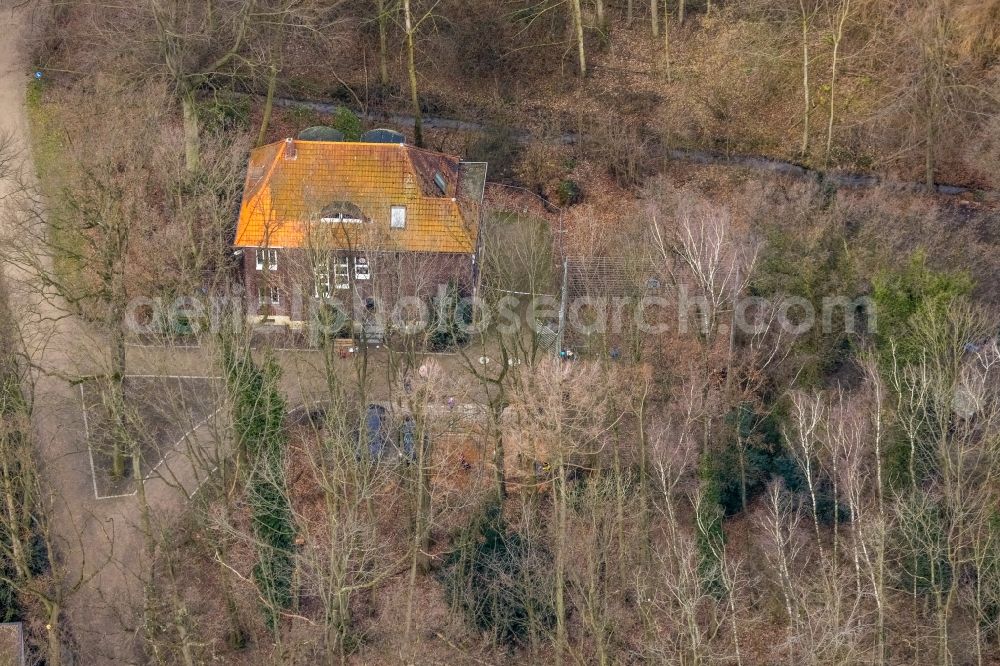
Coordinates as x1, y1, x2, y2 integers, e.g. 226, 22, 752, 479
320, 201, 365, 224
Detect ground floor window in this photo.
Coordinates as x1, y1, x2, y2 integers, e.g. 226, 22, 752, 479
259, 285, 280, 306
316, 255, 370, 293
355, 256, 370, 280
334, 259, 350, 290
315, 268, 331, 298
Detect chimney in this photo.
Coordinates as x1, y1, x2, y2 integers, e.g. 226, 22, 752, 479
283, 137, 297, 160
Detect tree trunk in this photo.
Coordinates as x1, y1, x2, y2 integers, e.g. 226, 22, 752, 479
181, 88, 200, 173
403, 417, 431, 658
256, 64, 278, 148
678, 0, 685, 25
799, 1, 812, 157
571, 0, 587, 76
403, 0, 423, 147
825, 0, 850, 165
825, 38, 840, 165
663, 0, 671, 81
554, 458, 567, 665
491, 401, 507, 502
135, 424, 163, 661
738, 438, 747, 511
46, 604, 61, 666
416, 459, 431, 574
377, 0, 390, 88
109, 261, 128, 479
0, 459, 29, 580
636, 387, 652, 561
173, 595, 197, 666
650, 0, 659, 37
922, 3, 948, 192
925, 120, 936, 191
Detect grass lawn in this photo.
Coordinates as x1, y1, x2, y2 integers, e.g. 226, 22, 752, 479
25, 79, 88, 303
480, 211, 557, 298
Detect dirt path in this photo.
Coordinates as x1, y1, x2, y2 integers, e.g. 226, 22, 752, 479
271, 94, 1000, 203
0, 5, 240, 663
1, 5, 143, 663
0, 20, 334, 647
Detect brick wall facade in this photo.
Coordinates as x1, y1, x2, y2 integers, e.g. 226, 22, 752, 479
241, 247, 475, 324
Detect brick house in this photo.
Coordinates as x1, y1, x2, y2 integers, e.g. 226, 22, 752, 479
234, 135, 487, 329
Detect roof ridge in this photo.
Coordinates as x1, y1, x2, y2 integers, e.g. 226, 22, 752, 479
263, 137, 462, 162
403, 143, 461, 162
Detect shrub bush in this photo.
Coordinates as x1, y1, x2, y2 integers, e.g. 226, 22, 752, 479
713, 404, 787, 516
441, 501, 554, 645
429, 282, 471, 350
872, 250, 973, 368
580, 114, 655, 188
752, 216, 865, 387
555, 179, 582, 206
331, 106, 363, 141
709, 403, 849, 527
889, 491, 954, 598
696, 453, 726, 597
199, 93, 252, 133
514, 142, 568, 196
221, 344, 295, 629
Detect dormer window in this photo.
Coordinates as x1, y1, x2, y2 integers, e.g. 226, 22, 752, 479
320, 201, 364, 224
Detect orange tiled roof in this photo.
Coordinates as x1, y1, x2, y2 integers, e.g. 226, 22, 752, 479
234, 139, 480, 253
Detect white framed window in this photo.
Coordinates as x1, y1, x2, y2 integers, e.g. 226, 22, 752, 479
320, 202, 364, 224
255, 248, 278, 271
320, 212, 363, 224
259, 286, 280, 306
390, 205, 406, 229
315, 268, 331, 299
354, 257, 370, 280
333, 259, 350, 290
